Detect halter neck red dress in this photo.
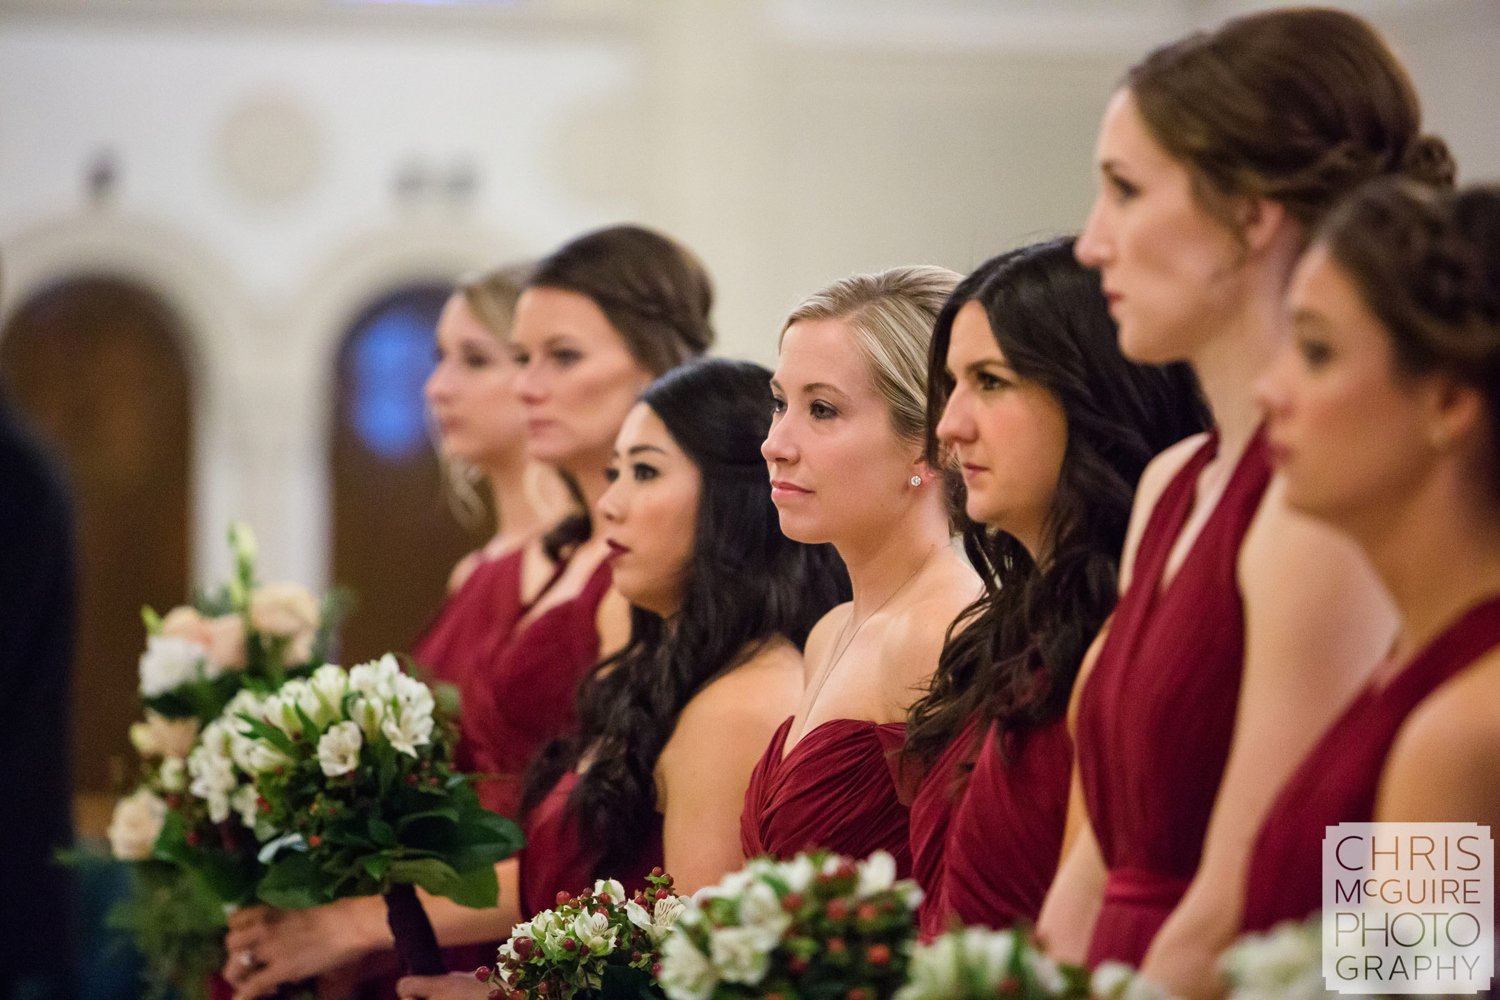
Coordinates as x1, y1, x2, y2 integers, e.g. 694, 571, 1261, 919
411, 548, 528, 760
465, 558, 614, 819
930, 717, 1072, 937
1242, 594, 1500, 932
1075, 428, 1271, 967
518, 771, 665, 919
740, 717, 913, 874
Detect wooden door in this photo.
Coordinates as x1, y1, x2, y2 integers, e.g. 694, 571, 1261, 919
1, 275, 193, 829
330, 284, 480, 665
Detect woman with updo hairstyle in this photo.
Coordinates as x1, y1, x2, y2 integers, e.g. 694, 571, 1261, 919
1035, 7, 1457, 994
226, 225, 714, 1000
745, 266, 979, 874
905, 237, 1207, 938
1246, 181, 1500, 937
394, 358, 849, 999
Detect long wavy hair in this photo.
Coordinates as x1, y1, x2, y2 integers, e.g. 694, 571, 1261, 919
905, 237, 1209, 767
521, 358, 850, 873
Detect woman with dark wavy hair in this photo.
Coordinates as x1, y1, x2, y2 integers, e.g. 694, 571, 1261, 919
906, 237, 1207, 938
395, 357, 849, 999
1246, 181, 1500, 936
1037, 8, 1456, 994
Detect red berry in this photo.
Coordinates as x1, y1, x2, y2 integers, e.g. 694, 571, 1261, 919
556, 891, 571, 905
514, 938, 534, 959
651, 963, 664, 978
597, 893, 612, 905
766, 993, 784, 1000
510, 991, 525, 1000
307, 834, 323, 848
185, 830, 201, 847
406, 774, 420, 786
826, 899, 849, 921
856, 903, 879, 922
655, 888, 669, 900
165, 794, 182, 808
867, 944, 891, 967
579, 944, 590, 957
561, 939, 576, 952
789, 957, 810, 975
827, 938, 846, 955
474, 966, 492, 981
488, 992, 501, 1000
650, 866, 664, 877
428, 775, 440, 787
631, 952, 643, 964
782, 892, 804, 913
537, 983, 549, 996
848, 989, 869, 1000
998, 976, 1019, 996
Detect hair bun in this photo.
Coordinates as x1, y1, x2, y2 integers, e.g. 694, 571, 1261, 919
1400, 134, 1458, 188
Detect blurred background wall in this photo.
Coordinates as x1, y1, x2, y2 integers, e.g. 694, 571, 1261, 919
0, 0, 1496, 824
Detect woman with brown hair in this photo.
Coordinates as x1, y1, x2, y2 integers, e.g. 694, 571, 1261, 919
1035, 8, 1456, 996
1247, 180, 1500, 935
224, 225, 714, 999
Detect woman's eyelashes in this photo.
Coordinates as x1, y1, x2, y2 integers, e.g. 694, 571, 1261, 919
603, 462, 661, 483
975, 369, 1015, 392
768, 391, 838, 420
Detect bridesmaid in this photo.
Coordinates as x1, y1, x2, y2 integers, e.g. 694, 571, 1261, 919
906, 238, 1206, 938
394, 359, 846, 998
226, 225, 714, 999
414, 264, 570, 785
743, 266, 978, 873
1245, 181, 1500, 934
1034, 8, 1455, 993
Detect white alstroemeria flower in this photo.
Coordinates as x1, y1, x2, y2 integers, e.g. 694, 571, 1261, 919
348, 694, 385, 742
1092, 962, 1178, 1000
348, 654, 402, 701
698, 867, 756, 902
779, 853, 816, 893
241, 740, 293, 775
318, 720, 364, 777
658, 931, 720, 1000
158, 756, 187, 793
306, 664, 349, 725
625, 899, 653, 934
737, 881, 791, 939
593, 878, 627, 903
231, 784, 261, 828
187, 739, 238, 823
107, 787, 168, 861
707, 925, 775, 985
651, 895, 688, 941
263, 688, 305, 737
139, 635, 210, 698
856, 850, 897, 896
381, 699, 434, 757
895, 933, 963, 1000
570, 910, 618, 955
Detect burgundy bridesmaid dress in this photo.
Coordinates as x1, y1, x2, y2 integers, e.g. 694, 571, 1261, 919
1242, 594, 1500, 931
518, 771, 665, 919
1074, 428, 1271, 967
740, 717, 913, 875
934, 718, 1072, 937
909, 717, 982, 935
464, 560, 615, 819
410, 548, 528, 762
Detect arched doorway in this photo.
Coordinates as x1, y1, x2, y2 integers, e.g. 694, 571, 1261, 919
330, 283, 481, 665
0, 275, 194, 830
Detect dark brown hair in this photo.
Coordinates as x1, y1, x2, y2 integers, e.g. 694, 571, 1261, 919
1320, 180, 1500, 465
526, 224, 715, 557
1128, 7, 1455, 235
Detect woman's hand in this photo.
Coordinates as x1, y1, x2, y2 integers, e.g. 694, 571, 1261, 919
223, 898, 388, 1000
396, 972, 493, 1000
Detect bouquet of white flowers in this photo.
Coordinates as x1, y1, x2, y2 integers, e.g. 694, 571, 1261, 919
895, 926, 1089, 1000
199, 654, 523, 975
484, 870, 685, 1000
657, 851, 921, 1000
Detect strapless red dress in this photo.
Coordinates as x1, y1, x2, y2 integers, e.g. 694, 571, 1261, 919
464, 560, 614, 819
935, 718, 1071, 937
1242, 594, 1500, 931
740, 717, 912, 874
1075, 428, 1271, 967
518, 771, 665, 919
909, 717, 982, 935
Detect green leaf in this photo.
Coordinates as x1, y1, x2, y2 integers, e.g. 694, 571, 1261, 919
439, 864, 500, 909
367, 817, 398, 848
395, 807, 460, 834
259, 853, 333, 909
363, 853, 394, 881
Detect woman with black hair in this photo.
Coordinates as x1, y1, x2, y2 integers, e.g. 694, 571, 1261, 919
394, 357, 849, 999
905, 237, 1207, 937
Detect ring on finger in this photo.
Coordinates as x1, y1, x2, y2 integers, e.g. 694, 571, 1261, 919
239, 949, 258, 969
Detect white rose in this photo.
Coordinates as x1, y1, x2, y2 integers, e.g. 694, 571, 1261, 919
200, 614, 248, 670
856, 851, 897, 897
139, 635, 209, 698
707, 925, 775, 985
130, 711, 200, 760
318, 721, 364, 777
658, 931, 719, 1000
249, 582, 320, 659
381, 699, 434, 757
107, 787, 167, 860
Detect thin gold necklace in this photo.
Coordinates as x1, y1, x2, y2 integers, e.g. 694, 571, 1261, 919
790, 545, 939, 745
